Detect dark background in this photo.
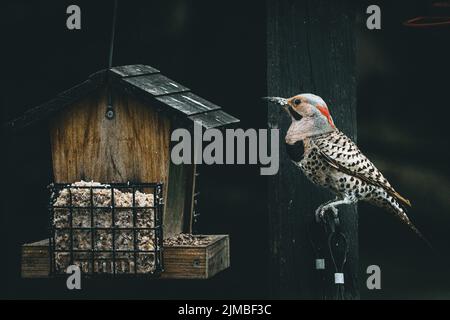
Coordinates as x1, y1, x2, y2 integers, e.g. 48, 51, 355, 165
0, 0, 449, 299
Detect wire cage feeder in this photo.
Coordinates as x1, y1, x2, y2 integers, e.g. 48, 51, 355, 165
48, 182, 164, 277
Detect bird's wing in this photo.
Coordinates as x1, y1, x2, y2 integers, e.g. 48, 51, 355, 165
311, 130, 411, 208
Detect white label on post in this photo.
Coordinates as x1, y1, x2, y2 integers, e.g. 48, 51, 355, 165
335, 272, 345, 284
315, 259, 325, 270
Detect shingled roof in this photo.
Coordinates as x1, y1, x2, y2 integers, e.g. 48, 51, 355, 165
3, 64, 239, 131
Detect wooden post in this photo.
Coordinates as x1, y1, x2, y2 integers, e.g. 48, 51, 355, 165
267, 0, 358, 299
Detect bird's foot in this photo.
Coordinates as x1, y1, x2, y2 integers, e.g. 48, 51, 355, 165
315, 205, 325, 223
315, 204, 339, 224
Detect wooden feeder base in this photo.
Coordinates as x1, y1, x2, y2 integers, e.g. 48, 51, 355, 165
21, 235, 230, 280
22, 239, 51, 278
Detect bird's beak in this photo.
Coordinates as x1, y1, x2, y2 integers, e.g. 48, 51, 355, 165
262, 96, 288, 108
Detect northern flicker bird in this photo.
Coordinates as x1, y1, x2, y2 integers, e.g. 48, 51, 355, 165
265, 93, 430, 246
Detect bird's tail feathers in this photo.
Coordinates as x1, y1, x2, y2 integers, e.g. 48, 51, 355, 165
390, 203, 437, 254
402, 216, 434, 251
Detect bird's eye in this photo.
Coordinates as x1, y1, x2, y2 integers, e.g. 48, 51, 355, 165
293, 99, 301, 105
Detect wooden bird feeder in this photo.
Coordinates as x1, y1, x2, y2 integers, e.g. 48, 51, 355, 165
5, 64, 238, 279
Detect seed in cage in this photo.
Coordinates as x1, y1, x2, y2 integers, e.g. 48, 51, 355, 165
73, 230, 91, 250
135, 191, 154, 208
137, 230, 155, 251
71, 189, 92, 207
55, 252, 70, 273
72, 209, 92, 227
115, 253, 134, 273
114, 191, 133, 208
52, 181, 160, 275
94, 253, 113, 273
120, 260, 127, 273
136, 209, 155, 228
92, 191, 112, 207
101, 261, 108, 273
74, 251, 90, 262
94, 209, 112, 228
55, 230, 70, 250
95, 230, 113, 250
73, 253, 90, 273
54, 208, 69, 228
137, 253, 155, 274
163, 233, 213, 246
80, 261, 90, 273
114, 210, 133, 228
115, 230, 134, 250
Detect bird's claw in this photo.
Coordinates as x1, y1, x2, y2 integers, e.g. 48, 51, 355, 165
315, 206, 326, 223
315, 205, 340, 225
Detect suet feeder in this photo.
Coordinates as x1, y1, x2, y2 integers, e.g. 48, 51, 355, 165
6, 64, 238, 279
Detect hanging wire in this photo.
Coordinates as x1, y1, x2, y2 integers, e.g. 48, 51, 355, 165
108, 0, 119, 69
327, 223, 348, 300
307, 215, 328, 300
106, 0, 119, 120
309, 208, 349, 300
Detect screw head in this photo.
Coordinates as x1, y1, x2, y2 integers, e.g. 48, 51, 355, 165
106, 108, 115, 119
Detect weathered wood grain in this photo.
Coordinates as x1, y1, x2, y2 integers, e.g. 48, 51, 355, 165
183, 164, 197, 234
49, 87, 171, 184
165, 161, 191, 238
161, 235, 230, 279
48, 86, 194, 237
21, 235, 230, 279
188, 110, 240, 129
267, 0, 358, 299
123, 74, 188, 97
156, 92, 220, 116
110, 65, 159, 77
21, 240, 50, 278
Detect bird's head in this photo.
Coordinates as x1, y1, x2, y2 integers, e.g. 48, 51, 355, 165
264, 93, 336, 140
264, 93, 335, 127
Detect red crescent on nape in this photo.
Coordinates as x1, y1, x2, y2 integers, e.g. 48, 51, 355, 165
316, 105, 335, 128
